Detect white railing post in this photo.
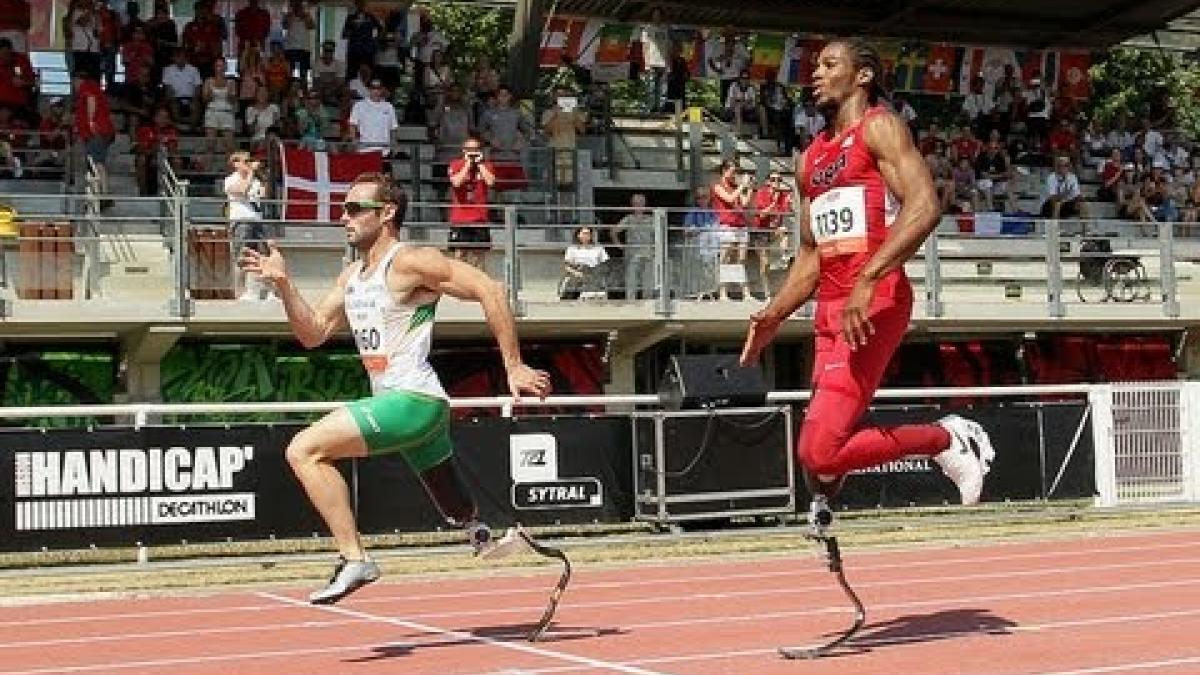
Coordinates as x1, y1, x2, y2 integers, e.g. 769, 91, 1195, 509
1183, 381, 1200, 501
1090, 384, 1117, 507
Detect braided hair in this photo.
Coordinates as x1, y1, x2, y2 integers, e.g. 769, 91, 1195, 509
828, 38, 888, 105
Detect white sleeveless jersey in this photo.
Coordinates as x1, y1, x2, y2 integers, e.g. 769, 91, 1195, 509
343, 243, 447, 399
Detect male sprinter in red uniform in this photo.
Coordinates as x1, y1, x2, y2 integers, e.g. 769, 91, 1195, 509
740, 39, 994, 505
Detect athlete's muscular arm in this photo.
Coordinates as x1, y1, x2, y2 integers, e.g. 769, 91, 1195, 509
239, 242, 349, 348
402, 248, 551, 400
838, 111, 940, 350
739, 153, 820, 367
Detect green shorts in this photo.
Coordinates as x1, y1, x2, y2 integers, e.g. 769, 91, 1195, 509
346, 390, 452, 472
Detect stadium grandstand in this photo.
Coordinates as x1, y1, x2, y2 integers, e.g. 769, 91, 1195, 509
0, 2, 1199, 672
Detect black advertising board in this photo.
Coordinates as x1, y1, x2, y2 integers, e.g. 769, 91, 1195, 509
0, 417, 634, 551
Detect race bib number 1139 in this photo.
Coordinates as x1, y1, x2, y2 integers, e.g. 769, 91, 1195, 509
809, 185, 868, 256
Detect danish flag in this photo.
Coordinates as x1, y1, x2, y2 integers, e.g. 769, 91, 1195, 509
280, 144, 384, 222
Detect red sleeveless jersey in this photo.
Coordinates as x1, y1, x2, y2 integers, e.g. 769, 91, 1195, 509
801, 105, 909, 301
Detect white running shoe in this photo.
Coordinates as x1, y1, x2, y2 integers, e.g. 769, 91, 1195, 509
934, 414, 996, 505
473, 525, 531, 560
309, 556, 380, 604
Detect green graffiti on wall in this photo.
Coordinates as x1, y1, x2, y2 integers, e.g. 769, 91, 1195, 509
0, 350, 117, 427
161, 342, 370, 422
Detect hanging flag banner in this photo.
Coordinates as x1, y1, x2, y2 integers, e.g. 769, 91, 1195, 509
893, 44, 928, 93
539, 16, 588, 68
924, 44, 958, 94
1058, 51, 1092, 99
280, 145, 384, 222
748, 34, 786, 80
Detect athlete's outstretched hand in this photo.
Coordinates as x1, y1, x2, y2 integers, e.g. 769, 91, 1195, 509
507, 363, 552, 402
842, 277, 877, 351
238, 240, 287, 282
740, 309, 782, 366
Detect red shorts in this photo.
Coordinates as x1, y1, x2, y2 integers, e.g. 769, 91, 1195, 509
810, 292, 911, 397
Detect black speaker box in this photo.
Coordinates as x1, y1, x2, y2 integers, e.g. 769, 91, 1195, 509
659, 354, 769, 409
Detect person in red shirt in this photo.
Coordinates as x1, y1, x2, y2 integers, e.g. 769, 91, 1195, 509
182, 0, 226, 78
74, 69, 115, 200
233, 0, 270, 54
447, 135, 496, 269
1047, 118, 1080, 167
951, 126, 982, 163
119, 25, 155, 90
95, 0, 120, 87
36, 98, 70, 165
0, 38, 33, 121
0, 104, 27, 176
133, 106, 177, 194
0, 0, 29, 53
741, 39, 994, 512
264, 41, 291, 101
751, 170, 793, 299
711, 159, 752, 300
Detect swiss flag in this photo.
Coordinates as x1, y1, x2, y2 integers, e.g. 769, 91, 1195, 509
1058, 51, 1091, 99
280, 145, 384, 222
924, 44, 957, 94
538, 17, 587, 68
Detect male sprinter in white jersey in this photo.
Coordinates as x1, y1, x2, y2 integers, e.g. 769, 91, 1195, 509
740, 39, 994, 506
239, 173, 551, 604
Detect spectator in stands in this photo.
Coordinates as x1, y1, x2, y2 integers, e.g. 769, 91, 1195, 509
559, 226, 608, 300
347, 78, 397, 154
708, 33, 747, 104
236, 43, 265, 116
265, 41, 291, 102
224, 150, 270, 301
95, 0, 119, 87
681, 184, 719, 300
793, 97, 824, 153
1023, 76, 1052, 146
1183, 174, 1200, 231
952, 156, 980, 213
1047, 118, 1081, 167
245, 86, 280, 150
1143, 162, 1178, 225
952, 126, 982, 163
711, 159, 751, 300
614, 193, 654, 300
918, 122, 945, 157
120, 25, 155, 90
664, 43, 689, 114
759, 71, 791, 148
202, 56, 236, 168
723, 70, 760, 137
0, 39, 33, 123
422, 48, 451, 131
233, 0, 269, 54
639, 9, 669, 112
1081, 119, 1108, 168
433, 84, 472, 160
893, 95, 918, 139
312, 40, 344, 105
1141, 120, 1165, 161
410, 7, 447, 92
66, 0, 101, 78
147, 1, 178, 74
0, 105, 25, 177
1164, 138, 1191, 170
182, 0, 226, 79
471, 55, 500, 121
1107, 118, 1134, 158
961, 75, 992, 137
1129, 145, 1151, 180
479, 84, 531, 181
133, 106, 177, 195
378, 6, 409, 86
341, 0, 382, 81
73, 69, 114, 203
0, 0, 29, 54
975, 138, 1013, 212
347, 63, 372, 101
294, 89, 330, 150
1116, 164, 1149, 224
163, 47, 202, 130
282, 0, 315, 83
927, 153, 954, 213
1098, 148, 1123, 203
993, 65, 1019, 137
751, 170, 791, 299
447, 134, 496, 268
541, 86, 587, 193
1041, 155, 1087, 220
33, 98, 70, 172
120, 2, 146, 43
113, 66, 163, 133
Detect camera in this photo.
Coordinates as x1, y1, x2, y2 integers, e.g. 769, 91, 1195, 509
466, 151, 482, 162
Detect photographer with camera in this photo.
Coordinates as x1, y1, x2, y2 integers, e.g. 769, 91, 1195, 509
711, 159, 753, 300
447, 135, 496, 269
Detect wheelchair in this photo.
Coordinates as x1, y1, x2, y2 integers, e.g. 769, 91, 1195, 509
1075, 237, 1151, 304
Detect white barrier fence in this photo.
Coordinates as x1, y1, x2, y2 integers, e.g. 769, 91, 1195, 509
0, 382, 1195, 508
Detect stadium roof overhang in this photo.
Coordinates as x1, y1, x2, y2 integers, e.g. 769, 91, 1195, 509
535, 0, 1200, 51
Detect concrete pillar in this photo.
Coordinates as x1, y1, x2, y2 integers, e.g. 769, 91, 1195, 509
603, 326, 678, 398
117, 325, 185, 403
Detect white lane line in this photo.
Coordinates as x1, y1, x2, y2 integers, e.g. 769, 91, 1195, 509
257, 591, 669, 675
508, 608, 1200, 674
3, 536, 1197, 628
0, 618, 365, 650
0, 641, 402, 675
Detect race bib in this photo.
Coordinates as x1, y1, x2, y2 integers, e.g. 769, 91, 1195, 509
809, 186, 868, 256
347, 296, 389, 374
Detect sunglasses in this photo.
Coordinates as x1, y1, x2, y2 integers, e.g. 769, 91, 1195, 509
343, 200, 386, 217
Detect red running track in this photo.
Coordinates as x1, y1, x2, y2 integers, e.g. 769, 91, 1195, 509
1, 528, 1199, 675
